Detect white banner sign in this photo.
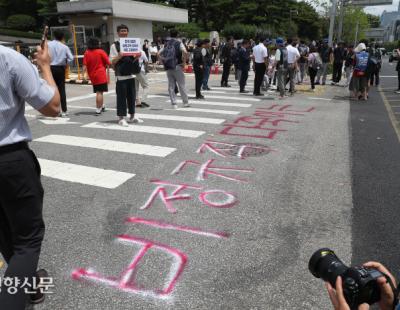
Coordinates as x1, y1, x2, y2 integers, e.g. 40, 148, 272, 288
119, 38, 141, 56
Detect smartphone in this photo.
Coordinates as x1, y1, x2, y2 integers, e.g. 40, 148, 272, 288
41, 26, 49, 49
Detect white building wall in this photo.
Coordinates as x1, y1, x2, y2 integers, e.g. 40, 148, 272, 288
111, 18, 153, 43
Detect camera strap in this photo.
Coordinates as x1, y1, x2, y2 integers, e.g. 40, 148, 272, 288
382, 273, 399, 310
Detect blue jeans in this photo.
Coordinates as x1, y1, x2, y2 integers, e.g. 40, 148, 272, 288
202, 65, 211, 89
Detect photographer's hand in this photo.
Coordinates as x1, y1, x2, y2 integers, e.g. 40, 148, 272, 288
326, 276, 369, 310
363, 262, 396, 310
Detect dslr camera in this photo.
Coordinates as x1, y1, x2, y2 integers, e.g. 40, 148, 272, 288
309, 248, 384, 309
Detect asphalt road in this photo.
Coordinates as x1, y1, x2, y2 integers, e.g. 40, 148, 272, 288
1, 63, 398, 310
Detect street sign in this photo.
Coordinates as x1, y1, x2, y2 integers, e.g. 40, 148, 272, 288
351, 0, 392, 6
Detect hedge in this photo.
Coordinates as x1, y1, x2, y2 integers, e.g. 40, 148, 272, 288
0, 28, 41, 40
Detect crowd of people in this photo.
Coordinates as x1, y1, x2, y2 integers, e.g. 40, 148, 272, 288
39, 26, 386, 125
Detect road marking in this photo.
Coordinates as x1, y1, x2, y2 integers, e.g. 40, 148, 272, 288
34, 135, 176, 157
380, 76, 398, 78
67, 91, 115, 103
379, 86, 400, 143
165, 107, 240, 115
38, 117, 80, 125
165, 99, 252, 108
134, 113, 225, 124
82, 122, 205, 138
149, 94, 260, 102
38, 158, 135, 189
67, 105, 226, 123
307, 97, 332, 101
25, 105, 34, 111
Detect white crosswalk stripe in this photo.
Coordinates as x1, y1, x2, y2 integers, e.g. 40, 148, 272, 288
82, 122, 205, 138
165, 107, 240, 115
34, 135, 176, 157
166, 99, 252, 108
38, 158, 135, 189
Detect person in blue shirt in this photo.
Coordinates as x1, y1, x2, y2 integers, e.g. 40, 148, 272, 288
238, 39, 251, 93
0, 41, 60, 309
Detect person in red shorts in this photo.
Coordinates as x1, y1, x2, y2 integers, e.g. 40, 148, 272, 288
83, 37, 111, 115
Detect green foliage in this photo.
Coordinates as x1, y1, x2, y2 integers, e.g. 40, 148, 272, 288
222, 23, 257, 40
384, 41, 400, 51
175, 22, 201, 39
342, 6, 369, 44
0, 27, 41, 39
6, 14, 36, 31
367, 14, 380, 28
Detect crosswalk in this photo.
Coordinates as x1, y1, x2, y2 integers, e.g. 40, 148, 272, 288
31, 82, 262, 189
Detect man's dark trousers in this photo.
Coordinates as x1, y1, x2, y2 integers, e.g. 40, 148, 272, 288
254, 63, 266, 94
221, 62, 231, 86
116, 78, 136, 117
0, 143, 45, 310
239, 67, 249, 92
194, 67, 204, 97
332, 62, 343, 83
50, 66, 67, 112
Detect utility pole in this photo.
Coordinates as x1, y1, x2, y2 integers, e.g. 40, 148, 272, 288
328, 0, 338, 47
337, 0, 345, 42
354, 21, 359, 46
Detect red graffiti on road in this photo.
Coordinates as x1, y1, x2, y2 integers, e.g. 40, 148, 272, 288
126, 217, 229, 239
196, 140, 276, 159
171, 159, 254, 182
140, 179, 238, 213
72, 235, 187, 299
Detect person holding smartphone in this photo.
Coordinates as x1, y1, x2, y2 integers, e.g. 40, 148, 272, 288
0, 40, 60, 309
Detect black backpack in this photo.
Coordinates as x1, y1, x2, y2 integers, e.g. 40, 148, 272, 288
277, 47, 288, 69
114, 41, 141, 75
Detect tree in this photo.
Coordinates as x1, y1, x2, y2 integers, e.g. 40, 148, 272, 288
342, 6, 369, 44
367, 13, 380, 28
6, 14, 36, 31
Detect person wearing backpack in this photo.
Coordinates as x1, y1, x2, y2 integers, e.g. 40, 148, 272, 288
308, 46, 322, 91
344, 44, 354, 87
351, 43, 369, 101
273, 38, 289, 99
332, 42, 346, 85
316, 39, 333, 85
159, 29, 190, 109
369, 43, 382, 87
298, 40, 309, 84
109, 24, 143, 126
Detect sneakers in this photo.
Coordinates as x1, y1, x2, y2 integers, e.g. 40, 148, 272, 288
171, 104, 178, 109
101, 105, 106, 112
30, 269, 48, 305
118, 119, 129, 127
183, 102, 191, 107
60, 112, 68, 117
129, 117, 144, 124
95, 108, 102, 116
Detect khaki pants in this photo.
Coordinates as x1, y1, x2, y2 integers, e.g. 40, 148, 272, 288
135, 71, 149, 102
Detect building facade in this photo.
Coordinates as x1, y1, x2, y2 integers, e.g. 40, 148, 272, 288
56, 0, 188, 47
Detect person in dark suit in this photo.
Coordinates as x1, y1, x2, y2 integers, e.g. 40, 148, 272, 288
238, 39, 251, 93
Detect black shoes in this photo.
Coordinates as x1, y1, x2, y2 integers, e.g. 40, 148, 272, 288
240, 90, 249, 93
254, 93, 264, 96
196, 95, 205, 99
30, 269, 49, 305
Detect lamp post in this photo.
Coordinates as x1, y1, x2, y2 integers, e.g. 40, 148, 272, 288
289, 9, 298, 36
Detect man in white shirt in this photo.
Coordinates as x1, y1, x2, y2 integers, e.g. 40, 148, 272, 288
48, 30, 73, 117
286, 38, 300, 95
109, 24, 143, 126
252, 38, 269, 96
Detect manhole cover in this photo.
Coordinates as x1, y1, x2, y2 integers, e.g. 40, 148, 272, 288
225, 143, 273, 158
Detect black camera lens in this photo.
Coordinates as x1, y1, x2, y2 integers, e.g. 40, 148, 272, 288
308, 248, 348, 286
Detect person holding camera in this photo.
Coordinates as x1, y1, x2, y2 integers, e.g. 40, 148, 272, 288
0, 40, 60, 309
326, 262, 397, 310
